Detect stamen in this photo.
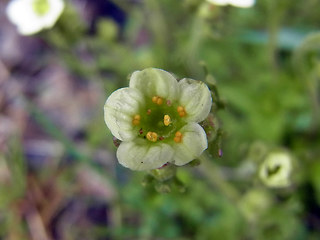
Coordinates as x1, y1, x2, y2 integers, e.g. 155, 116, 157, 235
152, 96, 158, 103
147, 109, 152, 115
132, 114, 141, 125
166, 100, 172, 106
177, 106, 186, 117
156, 97, 163, 105
175, 131, 182, 137
164, 115, 171, 126
146, 132, 158, 142
133, 115, 141, 120
152, 96, 163, 105
174, 131, 183, 143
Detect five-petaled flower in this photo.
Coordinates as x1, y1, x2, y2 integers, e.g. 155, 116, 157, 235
104, 68, 212, 171
6, 0, 64, 35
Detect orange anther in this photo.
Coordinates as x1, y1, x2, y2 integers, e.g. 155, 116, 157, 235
178, 111, 186, 117
177, 106, 186, 117
133, 114, 141, 120
132, 114, 141, 125
175, 131, 182, 137
152, 96, 164, 105
132, 119, 140, 125
152, 96, 158, 103
156, 97, 163, 105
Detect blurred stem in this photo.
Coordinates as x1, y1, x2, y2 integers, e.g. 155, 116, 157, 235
198, 153, 240, 202
308, 63, 320, 131
186, 16, 205, 76
111, 199, 123, 240
145, 0, 169, 65
266, 1, 284, 73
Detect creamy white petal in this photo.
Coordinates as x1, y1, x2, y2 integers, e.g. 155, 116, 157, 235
117, 140, 174, 171
129, 68, 179, 101
229, 0, 255, 8
42, 0, 64, 28
104, 87, 144, 141
172, 123, 208, 166
178, 78, 212, 122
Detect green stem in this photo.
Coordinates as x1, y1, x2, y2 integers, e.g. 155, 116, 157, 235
198, 153, 240, 202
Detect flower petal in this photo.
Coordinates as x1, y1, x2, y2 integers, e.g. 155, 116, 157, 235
172, 123, 208, 166
42, 0, 65, 28
104, 87, 144, 141
129, 68, 179, 101
229, 0, 255, 8
178, 78, 212, 122
117, 140, 174, 171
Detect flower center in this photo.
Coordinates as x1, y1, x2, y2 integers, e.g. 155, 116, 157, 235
132, 96, 187, 143
32, 0, 50, 16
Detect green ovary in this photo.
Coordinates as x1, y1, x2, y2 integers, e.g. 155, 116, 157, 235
32, 0, 50, 16
136, 99, 186, 142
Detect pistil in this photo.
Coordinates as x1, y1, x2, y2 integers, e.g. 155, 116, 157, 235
163, 115, 171, 126
146, 132, 158, 142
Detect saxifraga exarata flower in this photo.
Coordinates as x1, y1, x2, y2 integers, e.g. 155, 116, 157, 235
6, 0, 64, 35
104, 68, 212, 171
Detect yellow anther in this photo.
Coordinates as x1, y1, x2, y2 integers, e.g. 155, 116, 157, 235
174, 131, 183, 143
146, 132, 158, 142
164, 115, 171, 126
132, 114, 141, 125
175, 131, 182, 137
177, 106, 186, 117
177, 106, 184, 112
152, 96, 158, 103
178, 111, 186, 117
152, 96, 164, 105
156, 97, 163, 105
132, 119, 140, 125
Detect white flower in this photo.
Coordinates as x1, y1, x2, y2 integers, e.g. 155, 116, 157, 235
104, 68, 212, 171
6, 0, 64, 35
206, 0, 255, 8
259, 151, 292, 188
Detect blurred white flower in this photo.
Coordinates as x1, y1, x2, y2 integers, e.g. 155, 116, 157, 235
6, 0, 64, 35
206, 0, 255, 8
259, 151, 292, 188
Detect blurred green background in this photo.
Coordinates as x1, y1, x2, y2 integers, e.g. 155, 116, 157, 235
0, 0, 320, 239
